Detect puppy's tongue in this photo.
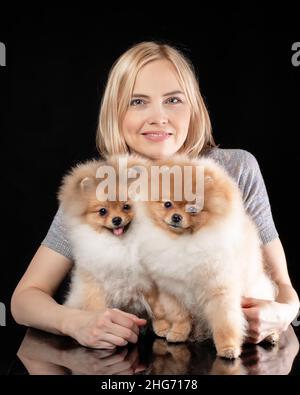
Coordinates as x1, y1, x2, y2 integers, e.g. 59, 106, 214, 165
113, 227, 124, 236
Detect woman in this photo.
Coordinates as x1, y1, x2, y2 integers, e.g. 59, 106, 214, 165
11, 41, 299, 349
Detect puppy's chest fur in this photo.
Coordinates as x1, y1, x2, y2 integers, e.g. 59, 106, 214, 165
67, 221, 152, 313
136, 214, 244, 309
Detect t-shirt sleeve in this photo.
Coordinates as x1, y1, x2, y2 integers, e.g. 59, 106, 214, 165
238, 150, 279, 245
41, 205, 73, 261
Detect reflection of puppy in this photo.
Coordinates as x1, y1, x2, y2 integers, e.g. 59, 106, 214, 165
58, 155, 153, 316
136, 155, 278, 358
149, 339, 191, 375
210, 357, 247, 375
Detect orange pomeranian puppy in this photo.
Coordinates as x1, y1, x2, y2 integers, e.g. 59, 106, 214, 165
58, 155, 154, 317
135, 155, 278, 359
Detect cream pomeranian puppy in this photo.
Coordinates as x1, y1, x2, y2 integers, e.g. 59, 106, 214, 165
58, 155, 154, 318
134, 155, 278, 359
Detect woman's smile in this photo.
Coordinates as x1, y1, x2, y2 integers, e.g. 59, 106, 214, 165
141, 130, 173, 142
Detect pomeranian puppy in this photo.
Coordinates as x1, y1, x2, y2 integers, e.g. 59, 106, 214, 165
135, 154, 278, 359
149, 339, 191, 375
58, 155, 154, 317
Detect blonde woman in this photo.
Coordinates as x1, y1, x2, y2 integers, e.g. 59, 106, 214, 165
11, 41, 299, 349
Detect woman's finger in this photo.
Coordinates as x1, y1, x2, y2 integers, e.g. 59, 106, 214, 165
105, 359, 135, 375
113, 308, 147, 326
241, 297, 257, 308
106, 322, 138, 344
101, 331, 128, 347
91, 341, 117, 349
108, 310, 140, 335
99, 348, 129, 367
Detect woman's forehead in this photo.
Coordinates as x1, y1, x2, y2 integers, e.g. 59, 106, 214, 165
133, 59, 183, 95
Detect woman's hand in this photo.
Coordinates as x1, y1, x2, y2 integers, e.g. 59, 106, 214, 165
64, 308, 147, 349
61, 345, 145, 375
240, 325, 299, 375
210, 325, 299, 375
17, 328, 146, 375
241, 297, 297, 343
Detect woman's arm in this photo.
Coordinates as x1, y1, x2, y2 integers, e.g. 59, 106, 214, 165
263, 237, 299, 312
242, 238, 299, 343
11, 245, 146, 348
11, 246, 73, 335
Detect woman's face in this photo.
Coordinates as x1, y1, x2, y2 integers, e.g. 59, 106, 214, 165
122, 59, 191, 159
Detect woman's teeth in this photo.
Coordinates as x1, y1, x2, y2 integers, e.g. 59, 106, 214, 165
142, 133, 172, 142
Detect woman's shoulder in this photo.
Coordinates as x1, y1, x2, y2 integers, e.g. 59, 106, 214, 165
202, 147, 261, 188
202, 147, 259, 173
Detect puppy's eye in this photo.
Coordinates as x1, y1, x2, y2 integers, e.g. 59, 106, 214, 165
123, 204, 131, 211
99, 208, 107, 216
164, 201, 173, 208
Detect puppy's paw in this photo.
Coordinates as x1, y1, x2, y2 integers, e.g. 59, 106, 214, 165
167, 344, 191, 363
153, 319, 170, 338
166, 321, 191, 343
216, 345, 241, 359
264, 332, 279, 345
152, 339, 168, 355
166, 331, 189, 343
210, 357, 247, 375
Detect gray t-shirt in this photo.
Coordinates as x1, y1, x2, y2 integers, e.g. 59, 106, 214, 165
41, 148, 279, 261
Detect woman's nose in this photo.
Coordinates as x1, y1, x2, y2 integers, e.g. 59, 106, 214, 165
146, 105, 168, 125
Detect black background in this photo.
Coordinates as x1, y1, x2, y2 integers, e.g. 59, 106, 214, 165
0, 4, 299, 372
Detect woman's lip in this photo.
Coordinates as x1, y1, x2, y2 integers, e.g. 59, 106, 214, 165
141, 132, 172, 142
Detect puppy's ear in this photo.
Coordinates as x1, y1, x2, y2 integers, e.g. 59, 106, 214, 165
80, 177, 95, 192
203, 174, 214, 196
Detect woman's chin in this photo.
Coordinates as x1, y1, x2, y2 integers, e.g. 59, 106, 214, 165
139, 147, 178, 160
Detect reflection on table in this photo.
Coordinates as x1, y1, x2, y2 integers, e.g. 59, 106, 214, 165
15, 325, 300, 375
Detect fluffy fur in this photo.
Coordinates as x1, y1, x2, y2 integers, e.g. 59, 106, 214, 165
58, 155, 154, 317
134, 154, 278, 359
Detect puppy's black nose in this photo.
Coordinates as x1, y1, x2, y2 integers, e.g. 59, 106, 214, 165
171, 214, 182, 223
112, 216, 122, 226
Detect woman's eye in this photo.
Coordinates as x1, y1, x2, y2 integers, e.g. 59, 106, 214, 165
166, 97, 182, 104
99, 208, 107, 216
130, 99, 145, 106
164, 201, 173, 208
123, 204, 131, 211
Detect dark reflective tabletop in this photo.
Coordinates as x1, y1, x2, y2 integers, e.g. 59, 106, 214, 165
8, 325, 300, 375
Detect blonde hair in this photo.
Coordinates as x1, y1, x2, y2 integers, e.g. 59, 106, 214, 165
96, 41, 216, 158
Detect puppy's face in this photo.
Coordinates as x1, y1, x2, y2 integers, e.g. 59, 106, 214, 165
145, 159, 236, 236
82, 155, 142, 236
58, 155, 149, 237
79, 173, 134, 236
83, 197, 134, 236
146, 199, 208, 235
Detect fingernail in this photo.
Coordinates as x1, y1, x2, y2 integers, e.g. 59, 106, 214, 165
134, 365, 146, 373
